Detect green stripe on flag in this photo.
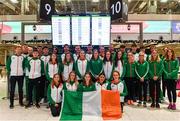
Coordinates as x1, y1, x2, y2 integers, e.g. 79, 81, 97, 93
60, 90, 83, 120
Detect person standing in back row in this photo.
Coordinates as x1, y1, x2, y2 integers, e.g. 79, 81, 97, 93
103, 50, 115, 82
74, 50, 90, 82
40, 46, 50, 103
6, 46, 25, 109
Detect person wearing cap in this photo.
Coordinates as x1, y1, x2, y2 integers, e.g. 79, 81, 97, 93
25, 49, 44, 108
6, 46, 26, 109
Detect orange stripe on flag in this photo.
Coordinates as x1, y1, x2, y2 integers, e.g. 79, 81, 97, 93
101, 90, 122, 120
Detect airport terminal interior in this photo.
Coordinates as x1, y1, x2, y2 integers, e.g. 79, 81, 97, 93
0, 0, 180, 121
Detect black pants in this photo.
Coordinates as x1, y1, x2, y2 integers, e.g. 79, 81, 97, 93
39, 76, 49, 100
50, 103, 61, 117
28, 77, 41, 104
166, 80, 177, 103
39, 76, 45, 100
9, 76, 24, 106
121, 102, 124, 113
138, 80, 148, 102
125, 77, 136, 101
149, 79, 160, 104
162, 76, 166, 97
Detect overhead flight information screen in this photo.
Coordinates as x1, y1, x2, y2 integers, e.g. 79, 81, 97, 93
71, 16, 90, 45
52, 16, 71, 45
92, 16, 111, 45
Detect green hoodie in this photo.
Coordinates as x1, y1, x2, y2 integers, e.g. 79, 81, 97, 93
135, 61, 149, 80
148, 60, 163, 79
124, 61, 136, 78
163, 59, 179, 80
90, 58, 103, 78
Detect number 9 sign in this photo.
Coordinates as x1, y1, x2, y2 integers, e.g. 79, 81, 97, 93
45, 3, 51, 15
40, 0, 55, 21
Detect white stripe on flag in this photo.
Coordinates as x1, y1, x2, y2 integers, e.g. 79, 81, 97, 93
82, 90, 103, 121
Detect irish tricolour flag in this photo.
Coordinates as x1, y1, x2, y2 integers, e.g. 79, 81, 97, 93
59, 90, 122, 121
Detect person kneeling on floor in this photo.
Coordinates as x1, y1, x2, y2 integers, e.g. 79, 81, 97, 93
47, 74, 63, 117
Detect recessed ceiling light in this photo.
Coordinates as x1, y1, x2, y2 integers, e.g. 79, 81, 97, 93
92, 0, 99, 2
160, 0, 168, 3
10, 0, 19, 3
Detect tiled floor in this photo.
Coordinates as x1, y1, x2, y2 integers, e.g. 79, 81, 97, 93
0, 97, 180, 121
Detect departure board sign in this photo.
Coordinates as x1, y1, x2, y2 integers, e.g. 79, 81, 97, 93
92, 16, 111, 45
71, 16, 90, 45
52, 16, 70, 45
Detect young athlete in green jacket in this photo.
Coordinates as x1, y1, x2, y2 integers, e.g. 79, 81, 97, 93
103, 50, 115, 82
163, 49, 179, 110
46, 54, 60, 83
90, 49, 103, 81
124, 52, 136, 105
107, 71, 128, 113
74, 50, 90, 82
6, 46, 26, 109
77, 72, 96, 92
47, 74, 63, 117
148, 50, 163, 108
63, 71, 79, 91
25, 49, 44, 108
135, 51, 149, 107
95, 73, 108, 90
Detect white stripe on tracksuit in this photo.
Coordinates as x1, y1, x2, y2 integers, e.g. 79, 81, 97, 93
28, 59, 42, 79
10, 55, 24, 76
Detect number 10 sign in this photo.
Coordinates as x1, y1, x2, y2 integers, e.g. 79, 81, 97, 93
109, 0, 128, 21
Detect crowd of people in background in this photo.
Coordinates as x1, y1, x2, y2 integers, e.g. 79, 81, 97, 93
6, 43, 180, 117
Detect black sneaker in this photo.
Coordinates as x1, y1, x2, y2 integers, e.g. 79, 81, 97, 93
150, 103, 155, 108
143, 102, 147, 107
36, 103, 40, 108
9, 105, 14, 109
137, 102, 142, 106
19, 102, 24, 107
156, 103, 160, 108
25, 103, 32, 108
